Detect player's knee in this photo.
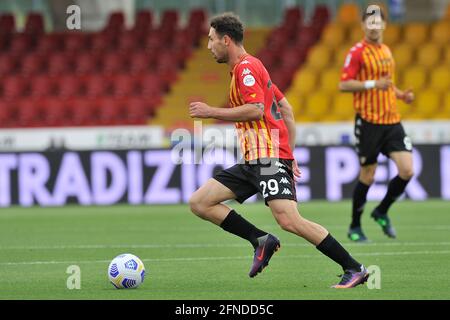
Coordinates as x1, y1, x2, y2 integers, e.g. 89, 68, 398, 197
399, 167, 414, 180
188, 193, 206, 217
360, 169, 376, 185
274, 211, 298, 233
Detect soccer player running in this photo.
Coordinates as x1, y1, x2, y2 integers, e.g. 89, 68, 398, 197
340, 6, 415, 242
189, 12, 368, 288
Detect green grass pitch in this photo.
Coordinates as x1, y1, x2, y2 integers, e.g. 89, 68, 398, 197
0, 200, 449, 300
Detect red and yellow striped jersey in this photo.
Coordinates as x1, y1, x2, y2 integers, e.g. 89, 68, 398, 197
341, 40, 400, 124
229, 54, 293, 161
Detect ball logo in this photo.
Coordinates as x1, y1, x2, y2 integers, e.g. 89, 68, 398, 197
243, 75, 256, 87
124, 259, 138, 270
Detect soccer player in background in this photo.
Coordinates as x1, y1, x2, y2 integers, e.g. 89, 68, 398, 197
189, 12, 368, 288
340, 6, 415, 242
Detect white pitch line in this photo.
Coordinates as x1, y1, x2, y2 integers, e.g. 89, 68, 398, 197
1, 241, 450, 250
0, 250, 450, 266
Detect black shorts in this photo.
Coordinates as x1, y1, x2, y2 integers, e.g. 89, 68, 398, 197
354, 114, 413, 166
213, 158, 297, 206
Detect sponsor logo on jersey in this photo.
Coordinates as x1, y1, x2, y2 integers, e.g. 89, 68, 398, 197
240, 60, 250, 65
243, 75, 256, 87
281, 188, 292, 195
250, 93, 257, 98
280, 177, 289, 184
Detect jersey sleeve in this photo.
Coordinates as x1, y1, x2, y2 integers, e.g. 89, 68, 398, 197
272, 83, 285, 102
341, 47, 362, 81
235, 61, 265, 105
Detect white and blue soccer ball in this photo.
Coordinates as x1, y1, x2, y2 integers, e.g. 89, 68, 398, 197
108, 253, 146, 289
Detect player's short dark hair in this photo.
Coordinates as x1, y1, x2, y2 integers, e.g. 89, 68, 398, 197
362, 5, 386, 21
210, 12, 244, 44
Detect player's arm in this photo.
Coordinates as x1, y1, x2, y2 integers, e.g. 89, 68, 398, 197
339, 47, 392, 92
189, 102, 263, 122
394, 86, 415, 104
278, 97, 296, 152
339, 78, 392, 92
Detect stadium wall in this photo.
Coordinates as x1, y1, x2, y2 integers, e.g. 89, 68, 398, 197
0, 144, 448, 207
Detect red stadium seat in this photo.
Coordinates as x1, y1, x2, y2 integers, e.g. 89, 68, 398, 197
126, 97, 148, 124
111, 74, 137, 97
101, 52, 128, 74
56, 75, 83, 98
129, 51, 157, 74
35, 34, 63, 54
0, 14, 15, 35
1, 76, 28, 100
0, 101, 15, 127
8, 33, 33, 55
104, 12, 125, 33
90, 33, 114, 52
48, 52, 73, 75
30, 75, 55, 97
24, 13, 44, 36
117, 31, 140, 52
133, 10, 153, 35
43, 98, 68, 126
97, 97, 125, 125
63, 32, 89, 52
20, 54, 46, 75
85, 75, 112, 97
284, 7, 303, 28
18, 99, 44, 127
74, 52, 101, 75
0, 54, 17, 75
68, 98, 98, 126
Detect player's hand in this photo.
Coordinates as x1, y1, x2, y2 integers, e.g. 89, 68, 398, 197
189, 102, 213, 119
292, 159, 301, 180
375, 77, 392, 91
402, 89, 415, 104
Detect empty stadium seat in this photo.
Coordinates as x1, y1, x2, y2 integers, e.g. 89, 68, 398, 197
430, 67, 450, 93
337, 3, 360, 26
305, 45, 332, 70
413, 90, 441, 118
332, 94, 354, 120
304, 93, 331, 121
382, 24, 401, 46
321, 24, 346, 48
431, 21, 449, 46
133, 10, 153, 36
290, 67, 318, 95
0, 54, 17, 75
416, 43, 442, 68
392, 43, 414, 69
320, 68, 341, 93
44, 98, 68, 126
30, 75, 55, 97
0, 14, 15, 36
403, 23, 428, 46
1, 76, 28, 100
104, 12, 125, 34
24, 13, 45, 36
400, 66, 427, 91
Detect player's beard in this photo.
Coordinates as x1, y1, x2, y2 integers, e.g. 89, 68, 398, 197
214, 51, 229, 64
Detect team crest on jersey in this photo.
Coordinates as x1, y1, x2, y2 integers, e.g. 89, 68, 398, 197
241, 68, 251, 76
243, 74, 256, 87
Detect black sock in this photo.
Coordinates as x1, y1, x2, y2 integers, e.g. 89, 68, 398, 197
351, 181, 370, 228
220, 210, 267, 249
376, 175, 410, 215
316, 233, 362, 271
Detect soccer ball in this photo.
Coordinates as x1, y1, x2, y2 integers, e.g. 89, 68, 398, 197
108, 253, 146, 289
